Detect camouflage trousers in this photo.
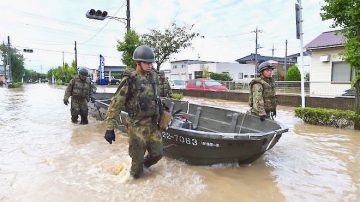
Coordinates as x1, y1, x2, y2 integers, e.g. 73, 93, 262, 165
126, 120, 163, 178
70, 97, 88, 121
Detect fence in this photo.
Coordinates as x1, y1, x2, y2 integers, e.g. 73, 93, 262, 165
220, 81, 353, 98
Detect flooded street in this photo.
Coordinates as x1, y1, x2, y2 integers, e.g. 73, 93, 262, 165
1, 84, 359, 202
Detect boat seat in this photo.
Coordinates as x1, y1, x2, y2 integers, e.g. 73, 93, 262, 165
192, 106, 202, 129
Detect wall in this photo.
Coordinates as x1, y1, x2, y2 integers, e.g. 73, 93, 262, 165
309, 47, 351, 96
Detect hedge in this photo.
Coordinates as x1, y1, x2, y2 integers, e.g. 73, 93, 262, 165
295, 107, 360, 128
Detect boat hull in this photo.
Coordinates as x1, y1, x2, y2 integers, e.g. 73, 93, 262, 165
88, 93, 288, 165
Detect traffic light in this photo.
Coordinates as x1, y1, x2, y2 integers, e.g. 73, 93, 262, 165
295, 3, 301, 39
23, 49, 33, 53
86, 9, 108, 20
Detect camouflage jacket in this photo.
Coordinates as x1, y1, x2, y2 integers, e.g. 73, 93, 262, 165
105, 70, 161, 130
158, 78, 172, 97
64, 76, 92, 101
249, 76, 276, 116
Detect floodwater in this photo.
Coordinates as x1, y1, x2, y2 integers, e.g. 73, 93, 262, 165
0, 84, 359, 202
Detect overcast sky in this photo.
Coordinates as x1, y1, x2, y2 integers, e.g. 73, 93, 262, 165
0, 0, 334, 73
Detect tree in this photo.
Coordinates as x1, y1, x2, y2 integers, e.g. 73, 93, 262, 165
142, 23, 201, 70
0, 43, 25, 83
321, 0, 360, 129
210, 72, 233, 81
285, 65, 301, 81
117, 30, 142, 69
46, 61, 77, 84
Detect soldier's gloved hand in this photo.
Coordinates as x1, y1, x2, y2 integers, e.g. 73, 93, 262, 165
272, 110, 277, 118
90, 96, 95, 103
63, 98, 69, 105
104, 129, 115, 144
260, 115, 267, 122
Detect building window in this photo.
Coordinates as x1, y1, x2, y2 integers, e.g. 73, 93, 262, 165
244, 75, 248, 78
331, 62, 353, 83
173, 65, 177, 69
238, 73, 243, 79
182, 64, 185, 68
250, 75, 255, 78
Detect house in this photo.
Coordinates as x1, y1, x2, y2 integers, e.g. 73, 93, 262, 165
0, 64, 5, 84
287, 51, 312, 75
235, 53, 296, 79
305, 30, 352, 96
170, 60, 214, 80
170, 60, 255, 82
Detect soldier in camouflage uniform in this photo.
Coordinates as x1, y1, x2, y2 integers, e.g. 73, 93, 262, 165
158, 70, 172, 97
104, 45, 164, 179
249, 61, 277, 121
63, 68, 93, 124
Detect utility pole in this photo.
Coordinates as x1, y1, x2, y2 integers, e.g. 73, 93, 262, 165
271, 44, 276, 58
74, 41, 78, 69
284, 40, 288, 76
126, 0, 130, 32
252, 27, 262, 76
295, 0, 305, 108
7, 36, 12, 83
62, 51, 65, 69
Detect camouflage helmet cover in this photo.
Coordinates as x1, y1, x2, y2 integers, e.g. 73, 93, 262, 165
132, 45, 156, 63
258, 61, 275, 73
78, 68, 89, 76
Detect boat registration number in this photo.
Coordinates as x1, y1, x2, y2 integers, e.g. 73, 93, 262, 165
162, 132, 198, 146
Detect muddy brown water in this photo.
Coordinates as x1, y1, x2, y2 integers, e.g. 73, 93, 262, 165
0, 84, 359, 202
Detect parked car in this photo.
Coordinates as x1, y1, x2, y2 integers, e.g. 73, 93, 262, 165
97, 76, 120, 85
169, 80, 186, 89
185, 78, 229, 91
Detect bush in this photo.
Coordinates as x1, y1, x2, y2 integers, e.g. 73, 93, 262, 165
8, 82, 23, 88
285, 65, 301, 81
170, 92, 183, 100
295, 107, 360, 128
210, 72, 233, 81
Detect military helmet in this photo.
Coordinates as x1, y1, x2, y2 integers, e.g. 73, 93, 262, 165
132, 45, 155, 63
159, 70, 165, 77
78, 68, 88, 76
258, 61, 275, 73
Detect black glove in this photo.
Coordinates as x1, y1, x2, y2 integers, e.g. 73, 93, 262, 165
63, 99, 69, 105
271, 110, 277, 118
104, 129, 115, 144
90, 96, 95, 103
260, 115, 267, 122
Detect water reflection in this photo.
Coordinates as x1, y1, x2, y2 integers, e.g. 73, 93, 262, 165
0, 85, 359, 202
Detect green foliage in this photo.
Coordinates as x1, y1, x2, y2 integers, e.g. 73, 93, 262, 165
170, 92, 184, 100
295, 107, 360, 128
117, 30, 142, 69
321, 0, 360, 78
202, 67, 210, 78
8, 82, 23, 88
0, 43, 25, 83
24, 69, 46, 82
209, 72, 233, 81
142, 23, 201, 70
285, 65, 301, 81
47, 62, 77, 84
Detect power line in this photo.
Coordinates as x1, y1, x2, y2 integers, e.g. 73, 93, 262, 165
13, 45, 120, 59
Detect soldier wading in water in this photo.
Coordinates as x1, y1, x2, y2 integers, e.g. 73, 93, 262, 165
249, 61, 277, 121
63, 68, 93, 124
104, 45, 171, 179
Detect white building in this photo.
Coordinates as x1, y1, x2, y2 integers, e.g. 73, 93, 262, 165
305, 31, 353, 96
170, 60, 255, 82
